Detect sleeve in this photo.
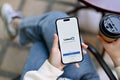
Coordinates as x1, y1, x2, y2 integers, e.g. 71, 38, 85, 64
23, 60, 64, 80
115, 66, 120, 79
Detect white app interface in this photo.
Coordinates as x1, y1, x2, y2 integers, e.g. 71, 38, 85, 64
57, 18, 82, 63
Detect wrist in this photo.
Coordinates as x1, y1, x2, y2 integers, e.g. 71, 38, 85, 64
48, 59, 64, 70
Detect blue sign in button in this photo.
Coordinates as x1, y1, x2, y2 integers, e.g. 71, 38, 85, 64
63, 51, 80, 56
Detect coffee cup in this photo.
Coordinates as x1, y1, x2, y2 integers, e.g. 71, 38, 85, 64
99, 14, 120, 42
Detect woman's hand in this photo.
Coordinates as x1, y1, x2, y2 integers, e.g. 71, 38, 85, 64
48, 34, 88, 70
98, 36, 120, 67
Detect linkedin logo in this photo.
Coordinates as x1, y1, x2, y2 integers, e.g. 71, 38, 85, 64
63, 37, 75, 42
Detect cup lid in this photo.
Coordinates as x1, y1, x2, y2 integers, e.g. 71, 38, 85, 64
99, 14, 120, 38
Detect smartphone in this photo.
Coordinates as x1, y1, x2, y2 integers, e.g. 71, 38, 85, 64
56, 17, 83, 64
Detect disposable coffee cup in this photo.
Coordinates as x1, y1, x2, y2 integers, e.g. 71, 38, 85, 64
99, 14, 120, 42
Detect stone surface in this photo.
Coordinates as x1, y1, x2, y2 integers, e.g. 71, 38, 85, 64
1, 47, 29, 74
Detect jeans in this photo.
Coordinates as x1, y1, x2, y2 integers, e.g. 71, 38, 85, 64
19, 11, 100, 80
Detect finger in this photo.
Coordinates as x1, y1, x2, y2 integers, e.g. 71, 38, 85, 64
74, 63, 80, 68
52, 34, 59, 48
82, 43, 88, 48
83, 49, 87, 55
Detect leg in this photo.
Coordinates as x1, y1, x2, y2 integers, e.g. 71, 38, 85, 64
35, 12, 100, 80
22, 12, 99, 80
19, 12, 99, 80
20, 41, 49, 80
19, 11, 69, 80
60, 54, 99, 80
18, 11, 68, 51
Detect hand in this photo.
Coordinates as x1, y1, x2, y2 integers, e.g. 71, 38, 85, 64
48, 34, 88, 70
98, 36, 120, 67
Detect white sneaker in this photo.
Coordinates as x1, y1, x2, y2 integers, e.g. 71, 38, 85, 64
1, 3, 21, 40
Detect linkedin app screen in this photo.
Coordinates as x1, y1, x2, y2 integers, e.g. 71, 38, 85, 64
57, 18, 82, 63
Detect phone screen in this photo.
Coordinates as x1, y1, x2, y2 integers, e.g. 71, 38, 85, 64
56, 17, 83, 64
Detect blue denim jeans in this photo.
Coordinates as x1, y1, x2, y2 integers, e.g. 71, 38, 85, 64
19, 11, 100, 80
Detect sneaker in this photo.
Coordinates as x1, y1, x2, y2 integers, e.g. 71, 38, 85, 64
1, 3, 21, 40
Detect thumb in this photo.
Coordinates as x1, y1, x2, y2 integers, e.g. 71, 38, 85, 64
52, 34, 59, 48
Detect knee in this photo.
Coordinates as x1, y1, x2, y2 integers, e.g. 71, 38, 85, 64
49, 11, 67, 16
48, 11, 69, 20
37, 11, 69, 27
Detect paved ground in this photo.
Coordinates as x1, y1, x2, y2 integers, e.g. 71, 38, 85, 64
0, 0, 117, 80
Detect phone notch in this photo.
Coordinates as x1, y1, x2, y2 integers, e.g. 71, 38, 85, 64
63, 18, 70, 22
